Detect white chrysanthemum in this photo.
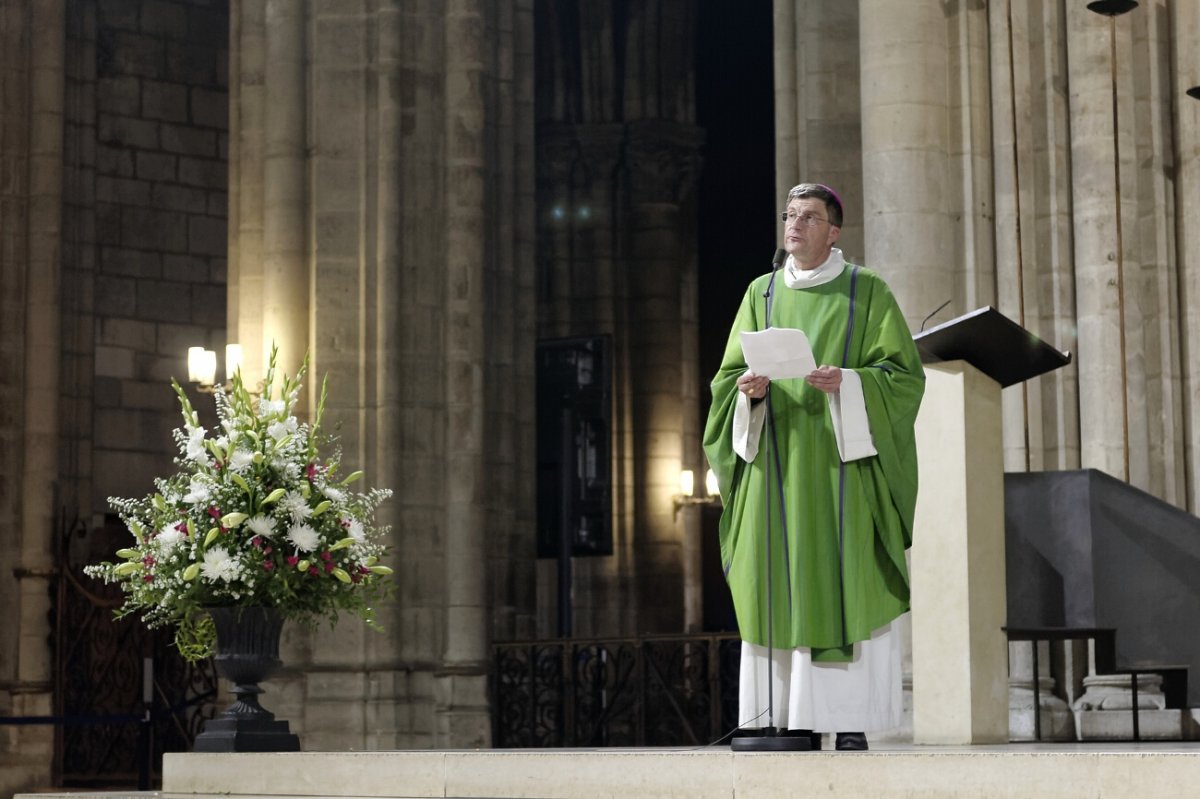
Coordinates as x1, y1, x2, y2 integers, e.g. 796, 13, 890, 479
287, 522, 320, 552
228, 449, 254, 472
246, 514, 276, 538
186, 426, 208, 462
182, 476, 211, 504
322, 485, 345, 502
156, 527, 185, 553
267, 416, 298, 441
346, 518, 366, 545
200, 546, 239, 582
279, 491, 312, 520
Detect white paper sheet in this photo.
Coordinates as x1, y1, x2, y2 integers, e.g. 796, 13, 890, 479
739, 327, 817, 380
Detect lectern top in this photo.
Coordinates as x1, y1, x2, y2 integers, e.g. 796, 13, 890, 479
913, 306, 1071, 388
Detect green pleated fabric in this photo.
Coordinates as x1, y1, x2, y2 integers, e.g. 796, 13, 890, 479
703, 265, 924, 662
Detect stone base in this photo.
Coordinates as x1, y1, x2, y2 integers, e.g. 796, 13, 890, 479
192, 716, 301, 752
1009, 707, 1076, 742
1075, 709, 1185, 741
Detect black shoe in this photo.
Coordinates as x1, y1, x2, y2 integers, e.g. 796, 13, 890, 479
835, 732, 868, 751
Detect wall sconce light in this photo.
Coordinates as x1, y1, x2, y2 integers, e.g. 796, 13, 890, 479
674, 468, 721, 513
187, 343, 250, 394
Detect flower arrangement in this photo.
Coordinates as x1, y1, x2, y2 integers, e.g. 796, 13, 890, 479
86, 348, 393, 661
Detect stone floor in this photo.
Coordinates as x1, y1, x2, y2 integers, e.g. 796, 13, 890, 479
17, 743, 1200, 799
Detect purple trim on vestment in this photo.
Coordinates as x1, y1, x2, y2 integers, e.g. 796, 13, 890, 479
834, 264, 861, 648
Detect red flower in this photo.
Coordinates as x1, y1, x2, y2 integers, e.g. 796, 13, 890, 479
320, 551, 332, 562
251, 536, 263, 549
142, 555, 156, 567
263, 560, 275, 571
207, 506, 222, 519
286, 555, 299, 566
324, 562, 334, 573
263, 545, 273, 555
142, 574, 154, 583
307, 566, 319, 577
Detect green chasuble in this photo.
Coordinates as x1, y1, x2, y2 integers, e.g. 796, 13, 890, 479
703, 263, 924, 662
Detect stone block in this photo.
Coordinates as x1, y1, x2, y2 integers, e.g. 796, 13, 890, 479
99, 114, 158, 149
136, 150, 178, 182
94, 345, 135, 379
141, 0, 188, 39
162, 253, 211, 282
160, 122, 217, 157
108, 31, 164, 79
1075, 709, 1185, 741
152, 183, 207, 214
94, 375, 123, 408
121, 379, 177, 411
95, 274, 139, 316
143, 80, 189, 122
97, 145, 136, 178
190, 87, 228, 128
122, 207, 188, 252
207, 190, 227, 216
178, 156, 226, 189
187, 5, 228, 45
188, 215, 226, 256
165, 42, 218, 85
97, 76, 141, 116
190, 284, 227, 324
92, 449, 170, 509
98, 0, 140, 30
155, 321, 211, 356
99, 317, 158, 350
100, 245, 161, 278
96, 203, 123, 246
96, 175, 151, 206
136, 279, 193, 322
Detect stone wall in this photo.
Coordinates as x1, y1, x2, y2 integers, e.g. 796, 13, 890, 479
89, 0, 229, 514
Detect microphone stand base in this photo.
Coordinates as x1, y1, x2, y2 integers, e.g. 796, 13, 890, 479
730, 728, 813, 752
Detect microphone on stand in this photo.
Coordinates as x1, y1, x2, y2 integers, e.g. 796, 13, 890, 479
764, 248, 787, 329
731, 247, 812, 753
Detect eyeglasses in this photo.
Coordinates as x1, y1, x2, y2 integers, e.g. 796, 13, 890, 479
780, 211, 833, 228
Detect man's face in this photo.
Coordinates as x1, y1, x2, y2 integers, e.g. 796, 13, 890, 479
782, 197, 840, 270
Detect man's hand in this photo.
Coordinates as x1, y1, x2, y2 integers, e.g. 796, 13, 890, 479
737, 371, 770, 399
805, 365, 842, 394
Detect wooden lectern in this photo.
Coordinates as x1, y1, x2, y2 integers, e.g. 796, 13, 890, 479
908, 307, 1071, 744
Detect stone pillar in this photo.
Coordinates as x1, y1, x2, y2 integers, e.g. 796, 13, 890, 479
261, 0, 308, 376
1065, 4, 1137, 483
625, 123, 702, 633
230, 0, 266, 381
437, 0, 491, 747
858, 0, 956, 327
772, 0, 864, 260
13, 0, 64, 767
989, 1, 1080, 475
1175, 0, 1200, 510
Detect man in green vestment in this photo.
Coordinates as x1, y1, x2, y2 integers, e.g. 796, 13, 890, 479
703, 183, 924, 751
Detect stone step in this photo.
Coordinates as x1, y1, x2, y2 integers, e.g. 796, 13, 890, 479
21, 746, 1200, 799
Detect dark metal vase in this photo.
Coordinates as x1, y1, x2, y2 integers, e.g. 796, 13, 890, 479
192, 607, 301, 752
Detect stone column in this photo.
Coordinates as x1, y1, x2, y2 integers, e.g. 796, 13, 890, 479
858, 0, 956, 326
261, 0, 307, 377
773, 0, 864, 260
17, 0, 65, 769
229, 0, 266, 381
437, 0, 491, 748
625, 123, 702, 633
1175, 0, 1200, 510
1065, 4, 1137, 483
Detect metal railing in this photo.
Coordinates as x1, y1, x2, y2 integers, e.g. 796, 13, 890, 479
492, 633, 742, 748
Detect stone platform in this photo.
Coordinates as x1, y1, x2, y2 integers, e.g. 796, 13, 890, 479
18, 744, 1200, 799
